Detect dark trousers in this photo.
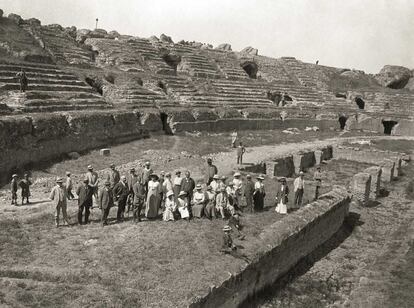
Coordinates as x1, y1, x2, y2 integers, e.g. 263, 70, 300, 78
117, 197, 128, 221
314, 186, 320, 200
237, 154, 243, 165
133, 198, 145, 221
67, 189, 75, 200
101, 207, 111, 225
245, 195, 253, 212
78, 204, 91, 224
294, 189, 304, 207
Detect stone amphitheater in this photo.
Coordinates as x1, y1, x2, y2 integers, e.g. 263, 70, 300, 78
1, 10, 413, 179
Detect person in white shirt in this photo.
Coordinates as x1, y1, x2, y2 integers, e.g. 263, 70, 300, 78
210, 174, 220, 193
192, 184, 205, 218
173, 170, 182, 201
293, 171, 305, 208
163, 191, 176, 221
232, 172, 243, 209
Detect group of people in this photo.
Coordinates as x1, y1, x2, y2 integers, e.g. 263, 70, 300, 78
10, 157, 323, 228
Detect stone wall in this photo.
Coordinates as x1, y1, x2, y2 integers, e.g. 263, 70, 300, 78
364, 166, 382, 199
351, 173, 371, 205
189, 187, 351, 308
0, 110, 154, 182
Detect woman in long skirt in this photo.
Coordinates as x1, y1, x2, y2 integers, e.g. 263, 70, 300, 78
253, 175, 265, 211
275, 178, 289, 214
145, 174, 160, 219
177, 191, 190, 220
204, 185, 216, 219
192, 184, 205, 218
163, 191, 176, 221
173, 171, 182, 201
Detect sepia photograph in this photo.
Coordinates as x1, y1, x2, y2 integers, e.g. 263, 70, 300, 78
0, 1, 413, 307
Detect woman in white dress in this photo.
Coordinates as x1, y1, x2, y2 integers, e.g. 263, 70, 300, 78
163, 191, 176, 221
177, 191, 190, 220
145, 174, 160, 219
275, 177, 289, 214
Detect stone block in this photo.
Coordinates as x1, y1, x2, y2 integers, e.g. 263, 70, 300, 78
265, 162, 278, 178
100, 148, 110, 156
364, 166, 382, 199
274, 156, 295, 177
293, 151, 316, 174
321, 146, 333, 160
391, 156, 402, 177
352, 172, 371, 205
381, 159, 395, 182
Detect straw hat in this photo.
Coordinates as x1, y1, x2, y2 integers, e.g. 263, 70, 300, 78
299, 171, 304, 175
12, 174, 18, 178
166, 191, 174, 198
56, 177, 63, 183
66, 171, 71, 175
110, 163, 115, 168
195, 184, 202, 190
145, 161, 150, 166
213, 174, 219, 180
257, 175, 265, 180
179, 191, 187, 197
87, 165, 93, 170
130, 168, 135, 172
221, 176, 227, 180
165, 172, 171, 177
278, 177, 287, 183
246, 174, 252, 179
234, 172, 241, 177
223, 225, 232, 232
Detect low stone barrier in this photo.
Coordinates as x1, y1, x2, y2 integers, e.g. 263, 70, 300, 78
381, 159, 395, 182
351, 172, 371, 205
189, 187, 351, 308
364, 166, 382, 199
293, 151, 316, 173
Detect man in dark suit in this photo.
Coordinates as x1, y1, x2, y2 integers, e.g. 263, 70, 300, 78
132, 180, 146, 222
76, 178, 93, 225
113, 175, 129, 222
98, 181, 114, 226
107, 163, 120, 188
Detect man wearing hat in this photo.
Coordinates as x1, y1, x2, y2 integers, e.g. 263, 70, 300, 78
140, 161, 153, 196
243, 174, 255, 213
205, 158, 218, 185
132, 177, 146, 222
85, 165, 99, 206
65, 171, 74, 200
181, 171, 195, 207
49, 177, 70, 227
221, 225, 236, 252
76, 178, 93, 225
313, 166, 322, 200
98, 181, 114, 226
216, 186, 231, 219
18, 173, 32, 205
10, 174, 19, 205
293, 171, 305, 208
113, 175, 130, 222
107, 164, 120, 188
236, 142, 246, 165
127, 168, 140, 215
210, 174, 220, 193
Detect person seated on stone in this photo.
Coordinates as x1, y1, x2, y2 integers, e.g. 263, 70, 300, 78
210, 174, 220, 193
177, 191, 190, 220
219, 175, 227, 191
192, 184, 205, 218
226, 182, 237, 210
216, 186, 232, 219
228, 212, 245, 240
163, 191, 176, 222
204, 185, 216, 219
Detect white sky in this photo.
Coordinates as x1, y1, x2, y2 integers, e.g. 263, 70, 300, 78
2, 0, 414, 73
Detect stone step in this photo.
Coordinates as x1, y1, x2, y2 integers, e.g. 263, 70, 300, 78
3, 83, 96, 93
0, 70, 78, 80
24, 98, 108, 107
0, 76, 86, 86
16, 90, 102, 100
0, 64, 71, 75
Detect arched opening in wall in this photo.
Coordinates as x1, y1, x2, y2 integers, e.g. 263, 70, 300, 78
161, 53, 181, 72
160, 112, 173, 135
355, 97, 365, 109
382, 120, 398, 135
338, 116, 348, 130
85, 77, 103, 95
241, 61, 258, 79
157, 81, 168, 94
335, 93, 347, 99
91, 50, 99, 62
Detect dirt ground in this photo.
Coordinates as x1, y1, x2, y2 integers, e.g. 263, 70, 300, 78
0, 130, 413, 308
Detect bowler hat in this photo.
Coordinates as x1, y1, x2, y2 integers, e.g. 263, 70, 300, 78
223, 225, 232, 232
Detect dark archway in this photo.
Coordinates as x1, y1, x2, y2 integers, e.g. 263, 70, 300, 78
335, 93, 347, 99
241, 61, 258, 79
338, 116, 348, 130
382, 120, 398, 135
160, 112, 173, 135
85, 77, 103, 95
355, 97, 365, 109
161, 53, 181, 72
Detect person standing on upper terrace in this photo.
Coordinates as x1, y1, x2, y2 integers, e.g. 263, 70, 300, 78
231, 130, 238, 148
205, 158, 218, 184
16, 68, 28, 93
293, 171, 305, 208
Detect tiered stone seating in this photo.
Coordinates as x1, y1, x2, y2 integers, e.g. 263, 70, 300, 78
356, 90, 414, 116
127, 38, 175, 75
180, 53, 223, 79
112, 85, 173, 108
188, 79, 274, 108
203, 49, 248, 80
84, 38, 145, 72
255, 56, 294, 85
30, 25, 93, 66
0, 62, 109, 112
160, 75, 199, 102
